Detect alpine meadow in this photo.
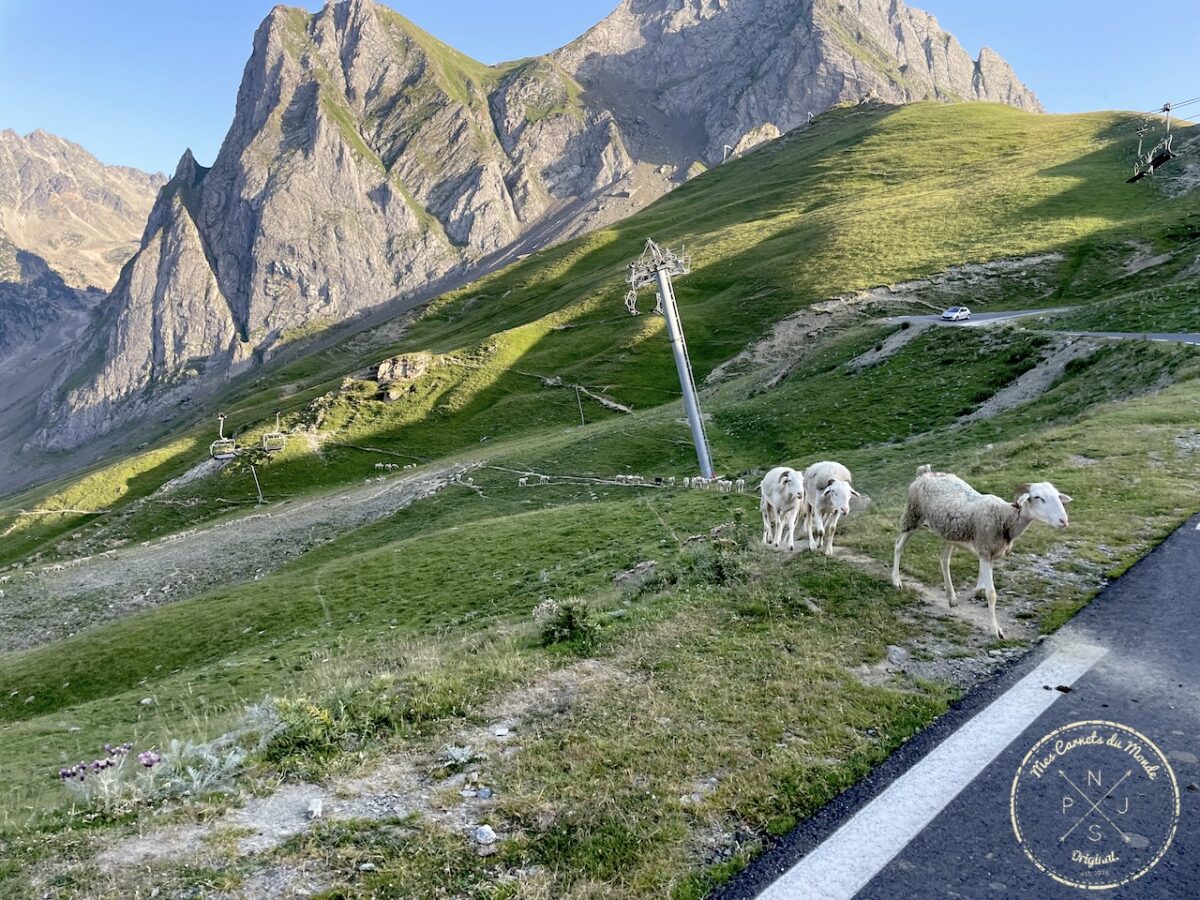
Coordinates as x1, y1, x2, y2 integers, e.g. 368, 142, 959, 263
1, 1, 1199, 898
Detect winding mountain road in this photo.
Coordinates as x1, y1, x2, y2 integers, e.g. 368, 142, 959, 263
886, 308, 1200, 346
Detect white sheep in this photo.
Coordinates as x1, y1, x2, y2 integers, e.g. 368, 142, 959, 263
374, 462, 384, 471
518, 477, 528, 487
668, 477, 676, 486
734, 478, 746, 493
717, 479, 732, 493
801, 461, 860, 555
892, 465, 1072, 638
539, 474, 550, 485
759, 467, 807, 551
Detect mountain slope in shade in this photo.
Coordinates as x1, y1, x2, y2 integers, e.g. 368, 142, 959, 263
36, 0, 1040, 452
0, 129, 165, 291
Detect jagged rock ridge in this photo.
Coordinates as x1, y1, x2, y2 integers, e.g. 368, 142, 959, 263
38, 0, 1039, 451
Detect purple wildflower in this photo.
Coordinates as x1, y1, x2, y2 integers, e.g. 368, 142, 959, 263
137, 750, 161, 768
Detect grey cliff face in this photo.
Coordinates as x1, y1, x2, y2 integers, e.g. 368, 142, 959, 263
36, 0, 1039, 451
553, 0, 1041, 164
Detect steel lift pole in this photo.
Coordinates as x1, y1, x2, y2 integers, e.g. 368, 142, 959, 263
626, 240, 715, 480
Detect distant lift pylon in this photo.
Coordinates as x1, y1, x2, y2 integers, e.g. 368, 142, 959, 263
1128, 104, 1177, 183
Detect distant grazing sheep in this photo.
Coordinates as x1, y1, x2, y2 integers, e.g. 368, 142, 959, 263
668, 477, 676, 486
802, 461, 860, 555
539, 474, 550, 485
734, 478, 746, 493
375, 462, 384, 471
518, 477, 529, 487
893, 465, 1072, 638
759, 466, 806, 551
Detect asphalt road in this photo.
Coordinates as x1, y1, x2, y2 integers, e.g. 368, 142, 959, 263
721, 514, 1200, 900
884, 309, 1070, 327
1061, 330, 1200, 347
885, 309, 1200, 347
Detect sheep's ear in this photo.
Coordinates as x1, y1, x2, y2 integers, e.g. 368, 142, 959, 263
849, 487, 862, 499
1059, 493, 1073, 504
1013, 492, 1031, 510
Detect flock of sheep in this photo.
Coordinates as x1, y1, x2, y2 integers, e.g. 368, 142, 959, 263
759, 461, 1072, 639
502, 457, 1072, 640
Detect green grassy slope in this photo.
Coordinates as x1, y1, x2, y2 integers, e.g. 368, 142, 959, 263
4, 102, 1192, 560
2, 102, 1199, 896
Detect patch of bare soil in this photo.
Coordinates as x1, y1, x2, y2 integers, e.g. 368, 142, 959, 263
0, 465, 464, 652
1121, 240, 1175, 277
91, 660, 630, 885
836, 547, 1032, 643
959, 337, 1099, 424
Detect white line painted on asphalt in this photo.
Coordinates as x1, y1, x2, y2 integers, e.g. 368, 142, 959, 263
757, 641, 1109, 900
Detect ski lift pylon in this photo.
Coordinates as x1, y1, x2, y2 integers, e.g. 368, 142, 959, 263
210, 413, 237, 460
261, 410, 286, 454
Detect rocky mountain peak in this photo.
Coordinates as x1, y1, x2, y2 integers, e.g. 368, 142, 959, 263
32, 0, 1041, 454
0, 129, 165, 290
556, 0, 1040, 163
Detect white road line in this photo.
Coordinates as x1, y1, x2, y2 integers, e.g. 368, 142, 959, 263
758, 641, 1108, 900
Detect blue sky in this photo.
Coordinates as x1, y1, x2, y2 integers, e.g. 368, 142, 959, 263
0, 1, 1195, 174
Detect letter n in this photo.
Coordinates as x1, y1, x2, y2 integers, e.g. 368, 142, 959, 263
1087, 769, 1103, 789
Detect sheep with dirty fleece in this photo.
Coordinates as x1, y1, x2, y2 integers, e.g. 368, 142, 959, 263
759, 467, 807, 551
892, 465, 1072, 638
802, 460, 860, 555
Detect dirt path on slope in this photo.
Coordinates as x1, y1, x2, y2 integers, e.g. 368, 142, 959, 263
0, 464, 466, 652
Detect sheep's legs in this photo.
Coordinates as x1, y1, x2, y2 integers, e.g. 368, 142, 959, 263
979, 558, 1004, 639
939, 543, 957, 606
782, 504, 800, 551
805, 508, 818, 551
892, 530, 915, 588
823, 510, 842, 556
761, 502, 774, 546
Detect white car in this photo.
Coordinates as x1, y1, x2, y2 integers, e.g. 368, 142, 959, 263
941, 306, 971, 321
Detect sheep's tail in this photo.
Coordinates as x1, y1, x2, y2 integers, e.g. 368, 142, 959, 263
916, 464, 932, 476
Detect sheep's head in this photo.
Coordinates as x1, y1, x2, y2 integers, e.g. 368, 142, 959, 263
1014, 482, 1072, 528
822, 480, 856, 517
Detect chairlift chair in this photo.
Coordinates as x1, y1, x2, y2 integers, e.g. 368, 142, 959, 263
210, 413, 237, 460
261, 410, 287, 454
1128, 104, 1178, 182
